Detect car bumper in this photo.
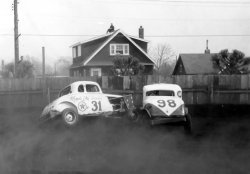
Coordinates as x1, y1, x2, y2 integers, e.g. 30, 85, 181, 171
150, 116, 186, 126
40, 110, 61, 123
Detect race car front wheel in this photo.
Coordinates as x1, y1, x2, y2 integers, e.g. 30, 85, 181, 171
62, 109, 79, 126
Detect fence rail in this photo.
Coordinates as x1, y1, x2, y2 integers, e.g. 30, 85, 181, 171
0, 75, 250, 109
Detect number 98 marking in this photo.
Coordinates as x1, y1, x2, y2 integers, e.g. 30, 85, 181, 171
157, 100, 176, 108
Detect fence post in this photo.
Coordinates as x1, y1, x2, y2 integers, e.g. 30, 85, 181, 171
209, 75, 214, 104
247, 74, 249, 104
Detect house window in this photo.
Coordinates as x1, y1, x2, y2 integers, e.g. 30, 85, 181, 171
78, 45, 81, 56
73, 46, 81, 58
90, 68, 101, 76
110, 44, 129, 56
73, 47, 77, 58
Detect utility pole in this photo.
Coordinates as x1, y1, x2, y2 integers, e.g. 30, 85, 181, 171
42, 47, 45, 78
13, 0, 20, 77
42, 47, 47, 102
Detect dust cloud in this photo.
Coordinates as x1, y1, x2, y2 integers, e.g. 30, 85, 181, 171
0, 108, 249, 174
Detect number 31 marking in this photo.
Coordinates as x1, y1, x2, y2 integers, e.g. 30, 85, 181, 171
92, 101, 102, 111
157, 100, 176, 108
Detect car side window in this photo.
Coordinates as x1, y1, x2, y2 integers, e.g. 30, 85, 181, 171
86, 84, 99, 92
146, 90, 175, 96
59, 86, 71, 97
159, 90, 175, 96
78, 84, 84, 92
146, 90, 159, 96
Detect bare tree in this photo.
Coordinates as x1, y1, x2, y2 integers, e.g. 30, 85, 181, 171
149, 43, 176, 75
25, 55, 53, 76
2, 60, 34, 78
54, 57, 71, 76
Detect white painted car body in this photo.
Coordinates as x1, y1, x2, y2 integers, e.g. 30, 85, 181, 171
142, 83, 188, 125
40, 81, 133, 123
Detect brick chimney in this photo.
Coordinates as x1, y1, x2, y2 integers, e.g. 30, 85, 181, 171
139, 26, 144, 39
205, 40, 210, 54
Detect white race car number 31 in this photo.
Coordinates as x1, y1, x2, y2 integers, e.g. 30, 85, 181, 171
157, 100, 176, 108
92, 101, 102, 111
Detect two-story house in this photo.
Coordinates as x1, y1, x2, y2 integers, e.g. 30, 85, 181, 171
70, 26, 155, 77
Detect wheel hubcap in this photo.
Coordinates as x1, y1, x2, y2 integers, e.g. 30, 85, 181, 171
131, 112, 137, 120
65, 113, 74, 123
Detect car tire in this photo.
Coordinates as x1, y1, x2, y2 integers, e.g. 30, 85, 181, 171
62, 109, 79, 126
127, 109, 140, 122
184, 114, 192, 133
139, 110, 151, 127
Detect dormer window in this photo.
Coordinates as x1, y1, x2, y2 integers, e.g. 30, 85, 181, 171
110, 44, 129, 56
72, 45, 81, 58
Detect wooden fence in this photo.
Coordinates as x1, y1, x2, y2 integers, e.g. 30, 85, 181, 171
0, 75, 250, 109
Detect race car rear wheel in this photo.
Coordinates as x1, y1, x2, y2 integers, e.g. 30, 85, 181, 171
127, 109, 140, 122
62, 109, 79, 126
184, 114, 192, 133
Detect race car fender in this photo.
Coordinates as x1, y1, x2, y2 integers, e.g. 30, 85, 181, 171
54, 101, 78, 115
143, 104, 153, 118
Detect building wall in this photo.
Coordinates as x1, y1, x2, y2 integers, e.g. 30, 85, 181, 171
70, 66, 114, 77
172, 58, 186, 75
70, 33, 154, 76
72, 36, 108, 65
87, 33, 153, 66
131, 38, 148, 53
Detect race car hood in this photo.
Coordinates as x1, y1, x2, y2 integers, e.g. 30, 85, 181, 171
41, 97, 62, 118
143, 96, 184, 116
103, 93, 123, 98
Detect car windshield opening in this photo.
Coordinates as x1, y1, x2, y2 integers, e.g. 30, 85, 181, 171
59, 86, 71, 97
146, 90, 175, 96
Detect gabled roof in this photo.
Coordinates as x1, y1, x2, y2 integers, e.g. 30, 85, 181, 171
70, 32, 113, 48
71, 29, 155, 68
176, 53, 219, 74
84, 29, 154, 66
70, 31, 149, 48
128, 35, 149, 43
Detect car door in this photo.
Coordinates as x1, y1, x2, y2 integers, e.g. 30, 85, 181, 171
71, 84, 113, 116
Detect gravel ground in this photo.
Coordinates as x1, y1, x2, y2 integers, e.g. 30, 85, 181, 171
0, 108, 249, 174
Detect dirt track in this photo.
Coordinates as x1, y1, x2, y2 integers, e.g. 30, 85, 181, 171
0, 108, 250, 174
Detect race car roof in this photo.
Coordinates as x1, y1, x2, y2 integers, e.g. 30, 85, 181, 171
70, 81, 99, 87
69, 81, 101, 92
143, 83, 182, 92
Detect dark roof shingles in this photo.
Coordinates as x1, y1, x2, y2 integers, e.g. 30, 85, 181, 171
179, 53, 219, 74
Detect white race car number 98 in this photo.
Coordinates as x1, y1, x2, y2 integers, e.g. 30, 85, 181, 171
157, 100, 176, 108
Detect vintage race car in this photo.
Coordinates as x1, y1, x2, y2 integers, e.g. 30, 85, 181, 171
137, 83, 192, 132
40, 81, 135, 126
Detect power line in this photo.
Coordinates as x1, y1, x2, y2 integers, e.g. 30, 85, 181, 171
136, 0, 250, 4
1, 33, 250, 37
146, 34, 250, 37
94, 0, 250, 5
28, 14, 250, 22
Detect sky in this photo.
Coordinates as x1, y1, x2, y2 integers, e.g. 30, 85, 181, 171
0, 0, 250, 65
